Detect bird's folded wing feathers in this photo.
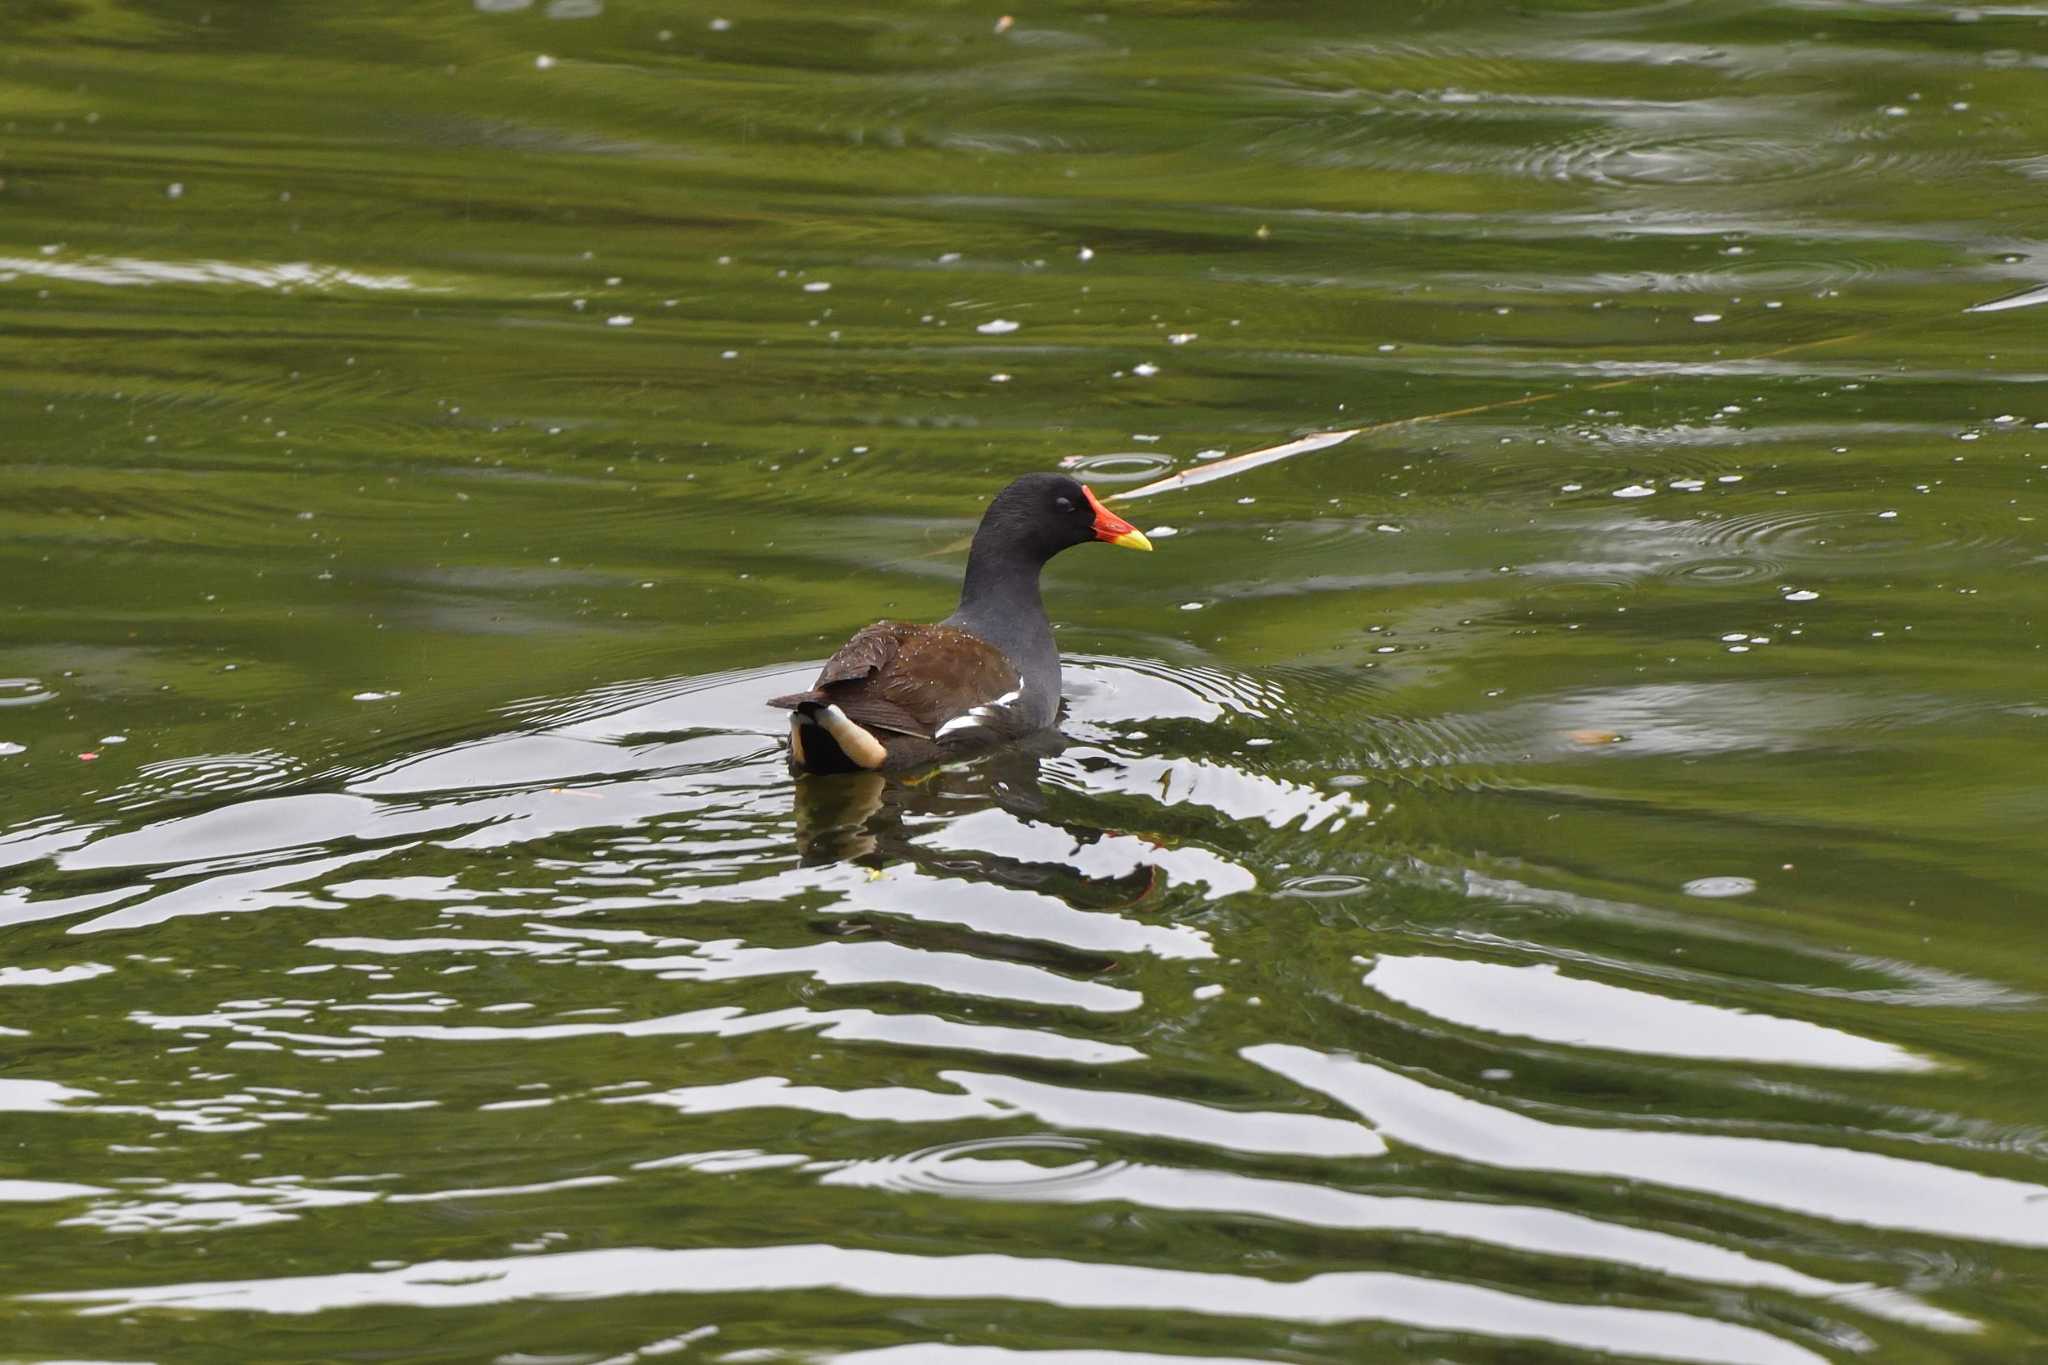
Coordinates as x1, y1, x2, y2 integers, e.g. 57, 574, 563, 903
767, 622, 1021, 744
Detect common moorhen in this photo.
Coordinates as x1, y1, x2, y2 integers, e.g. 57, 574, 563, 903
770, 473, 1152, 773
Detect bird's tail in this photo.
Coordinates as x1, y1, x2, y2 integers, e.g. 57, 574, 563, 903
773, 693, 887, 772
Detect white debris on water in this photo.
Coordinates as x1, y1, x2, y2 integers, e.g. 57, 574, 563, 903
1684, 876, 1757, 898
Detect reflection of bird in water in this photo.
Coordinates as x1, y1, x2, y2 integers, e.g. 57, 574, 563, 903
791, 737, 1157, 979
771, 474, 1150, 774
791, 731, 1060, 864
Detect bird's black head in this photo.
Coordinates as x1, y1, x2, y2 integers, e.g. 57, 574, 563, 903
975, 472, 1154, 563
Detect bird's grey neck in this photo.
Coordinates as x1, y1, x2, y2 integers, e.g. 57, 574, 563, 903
946, 544, 1061, 707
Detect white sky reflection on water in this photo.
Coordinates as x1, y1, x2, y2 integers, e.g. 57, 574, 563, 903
0, 254, 434, 291
816, 1153, 1971, 1331
1251, 1045, 2048, 1248
1364, 954, 1933, 1071
29, 1243, 1826, 1365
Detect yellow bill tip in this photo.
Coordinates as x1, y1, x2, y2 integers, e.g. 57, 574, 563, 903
1108, 527, 1153, 552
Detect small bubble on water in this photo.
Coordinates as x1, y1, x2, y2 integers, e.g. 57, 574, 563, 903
0, 741, 23, 757
802, 281, 831, 293
1783, 588, 1819, 602
1180, 601, 1205, 611
976, 318, 1019, 335
606, 314, 633, 327
1077, 246, 1094, 261
534, 53, 556, 69
1192, 984, 1225, 1001
1693, 312, 1723, 323
1132, 362, 1160, 377
988, 372, 1011, 383
165, 181, 184, 199
1146, 526, 1177, 538
1613, 483, 1656, 499
353, 691, 399, 702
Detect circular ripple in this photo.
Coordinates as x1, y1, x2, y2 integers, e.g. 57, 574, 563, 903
1696, 507, 2017, 570
1695, 508, 1860, 559
1059, 452, 1176, 483
1066, 657, 1290, 725
1675, 557, 1779, 585
841, 1136, 1122, 1200
1524, 133, 1844, 189
112, 751, 299, 808
1278, 874, 1376, 899
1687, 253, 1882, 294
0, 678, 56, 708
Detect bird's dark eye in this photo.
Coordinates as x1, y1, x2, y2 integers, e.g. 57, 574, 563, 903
1054, 496, 1075, 513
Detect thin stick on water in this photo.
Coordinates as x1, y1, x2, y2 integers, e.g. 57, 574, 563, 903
1108, 428, 1361, 502
1108, 329, 1870, 503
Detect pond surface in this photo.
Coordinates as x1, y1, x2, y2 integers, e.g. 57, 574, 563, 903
4, 2, 2047, 1361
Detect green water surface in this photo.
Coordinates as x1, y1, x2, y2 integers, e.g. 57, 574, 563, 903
4, 2, 2047, 1362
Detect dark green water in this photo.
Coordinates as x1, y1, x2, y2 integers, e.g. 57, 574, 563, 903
5, 2, 2048, 1361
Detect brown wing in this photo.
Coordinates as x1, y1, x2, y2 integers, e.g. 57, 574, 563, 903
768, 621, 1018, 740
811, 621, 910, 690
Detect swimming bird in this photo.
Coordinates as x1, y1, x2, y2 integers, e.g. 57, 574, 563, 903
770, 473, 1153, 774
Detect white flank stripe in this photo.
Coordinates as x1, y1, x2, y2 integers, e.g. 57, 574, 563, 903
936, 689, 1023, 742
